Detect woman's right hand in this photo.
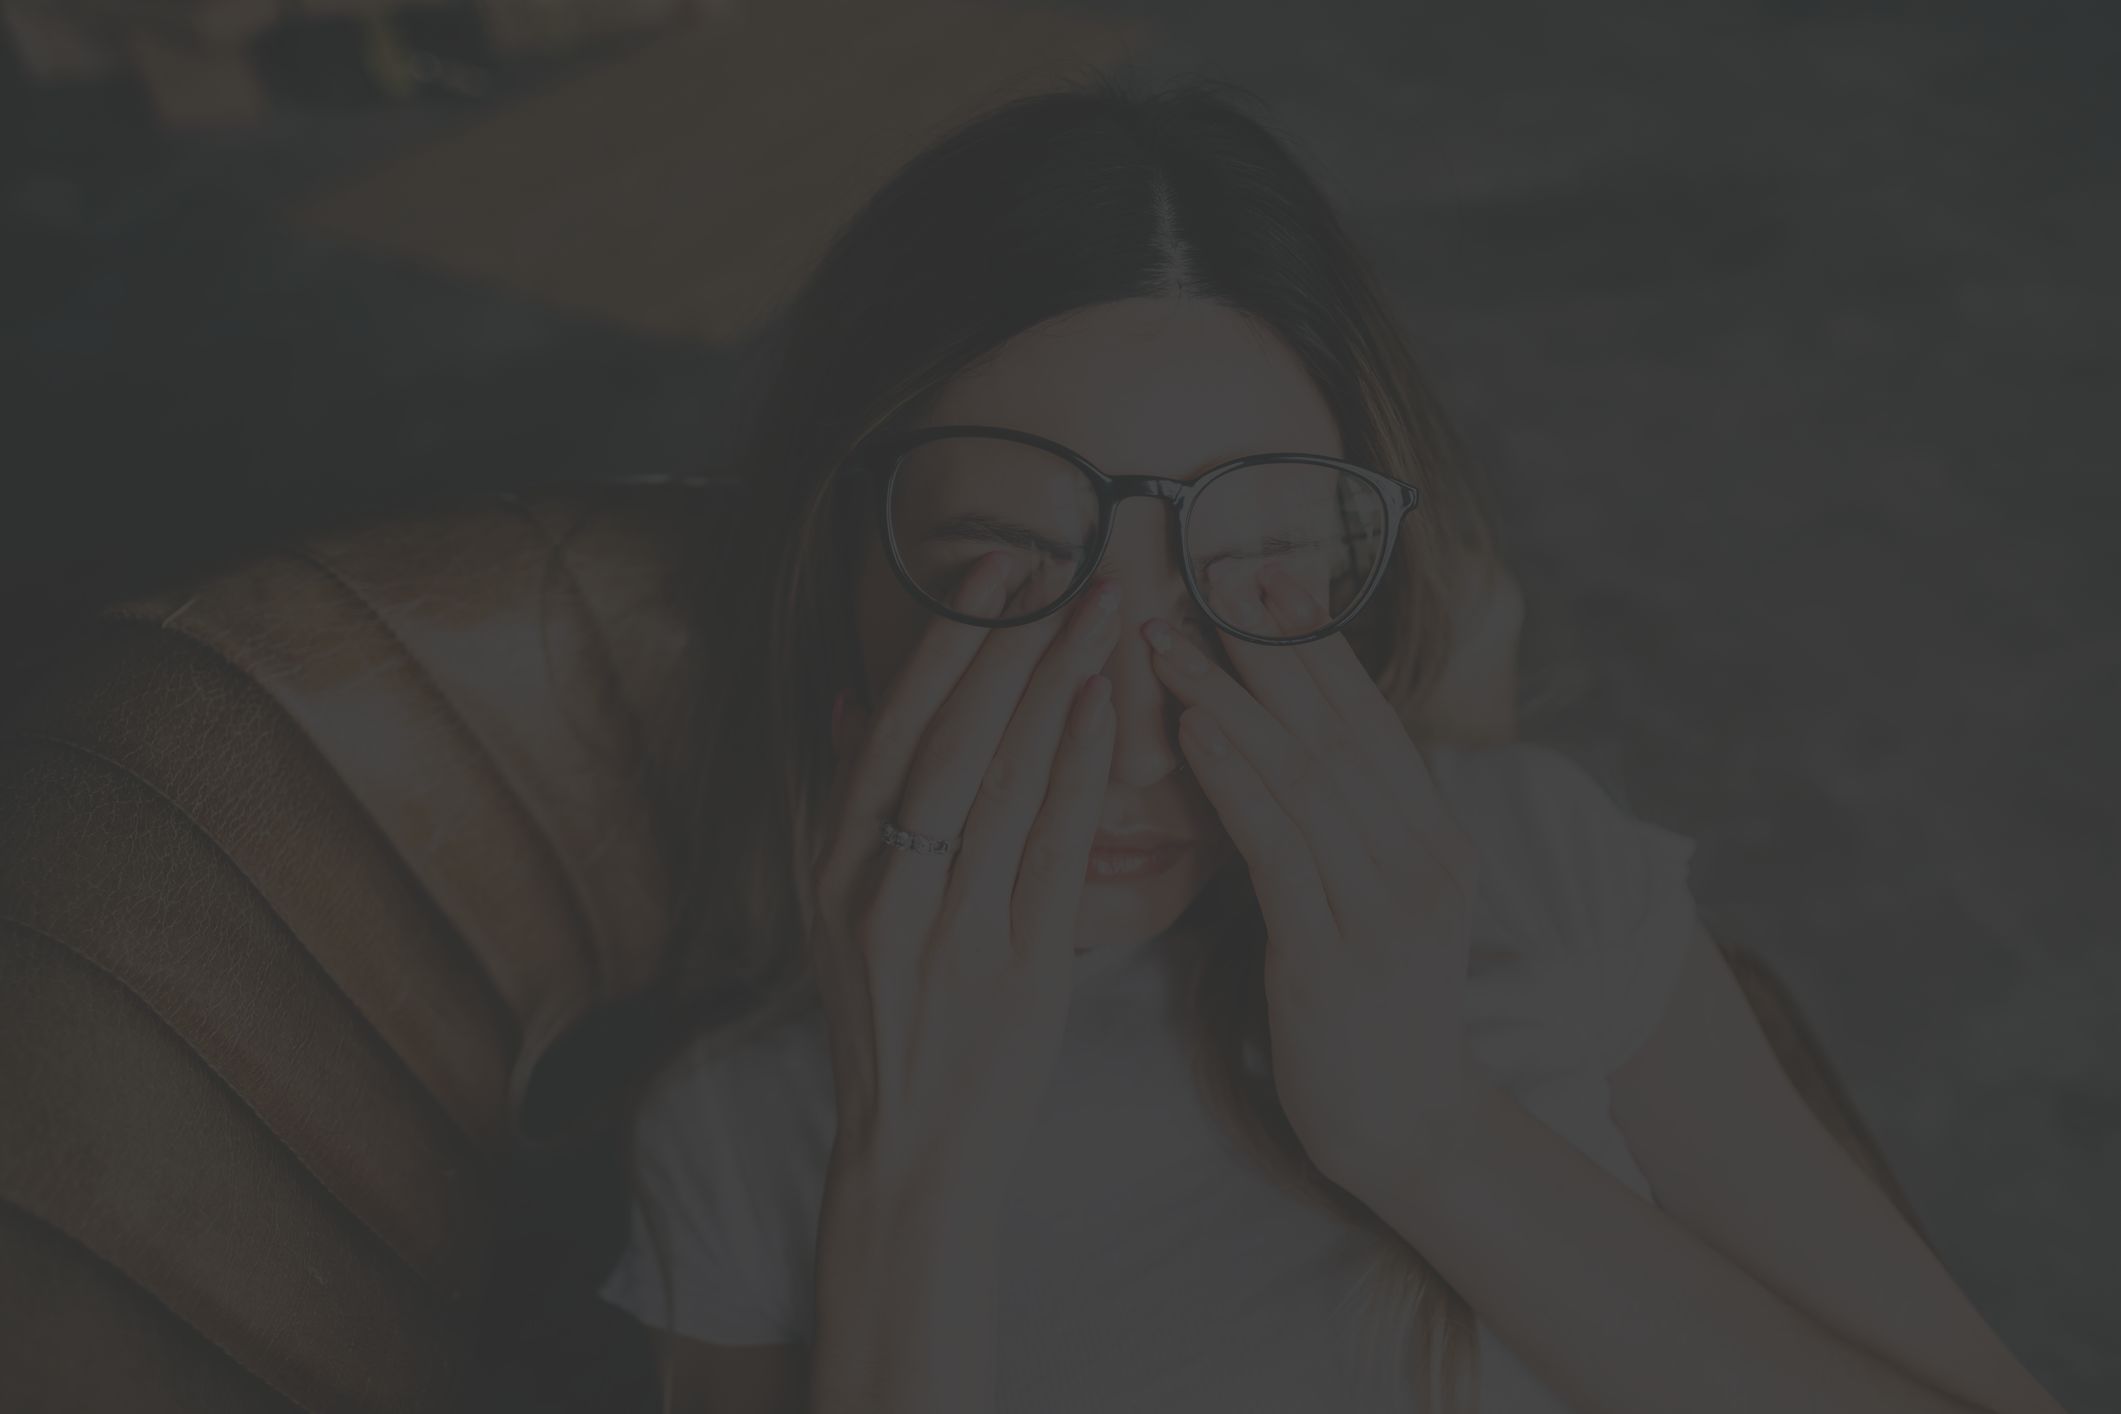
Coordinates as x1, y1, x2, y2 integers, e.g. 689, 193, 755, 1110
808, 550, 1121, 1200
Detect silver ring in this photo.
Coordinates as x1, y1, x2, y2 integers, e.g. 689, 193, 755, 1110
880, 818, 956, 858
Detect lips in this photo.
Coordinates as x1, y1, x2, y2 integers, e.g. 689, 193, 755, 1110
1091, 828, 1185, 852
1086, 829, 1191, 884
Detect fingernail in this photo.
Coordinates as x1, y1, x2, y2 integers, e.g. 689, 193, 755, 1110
1143, 619, 1175, 652
1091, 578, 1120, 618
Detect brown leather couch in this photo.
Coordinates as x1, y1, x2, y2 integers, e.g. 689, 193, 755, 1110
0, 480, 1920, 1413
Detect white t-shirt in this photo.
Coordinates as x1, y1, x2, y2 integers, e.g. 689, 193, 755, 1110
598, 741, 1701, 1413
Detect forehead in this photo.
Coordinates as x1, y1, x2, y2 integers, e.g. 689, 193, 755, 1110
922, 295, 1343, 476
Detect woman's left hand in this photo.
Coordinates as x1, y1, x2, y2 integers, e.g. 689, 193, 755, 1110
1145, 560, 1486, 1202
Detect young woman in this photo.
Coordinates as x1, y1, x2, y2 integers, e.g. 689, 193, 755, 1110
596, 77, 2067, 1414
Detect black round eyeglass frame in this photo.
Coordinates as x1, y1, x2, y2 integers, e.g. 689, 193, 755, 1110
844, 423, 1422, 648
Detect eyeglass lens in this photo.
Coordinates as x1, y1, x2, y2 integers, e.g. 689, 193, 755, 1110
885, 434, 1391, 640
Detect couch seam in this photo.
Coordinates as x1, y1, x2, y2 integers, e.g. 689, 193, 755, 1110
83, 607, 524, 1056
4, 739, 484, 1301
0, 1194, 310, 1414
281, 539, 606, 1008
0, 912, 471, 1404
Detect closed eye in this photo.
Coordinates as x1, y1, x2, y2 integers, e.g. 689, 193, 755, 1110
1192, 534, 1327, 577
917, 514, 1087, 563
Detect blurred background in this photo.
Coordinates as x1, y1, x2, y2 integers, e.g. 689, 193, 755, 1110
2, 0, 2114, 1409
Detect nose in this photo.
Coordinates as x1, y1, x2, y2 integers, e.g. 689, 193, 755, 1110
1099, 607, 1184, 787
1095, 504, 1190, 788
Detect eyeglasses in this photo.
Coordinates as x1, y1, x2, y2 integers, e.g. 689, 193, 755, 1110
845, 424, 1421, 647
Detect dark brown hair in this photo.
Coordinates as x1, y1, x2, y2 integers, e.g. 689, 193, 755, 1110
643, 70, 1506, 1409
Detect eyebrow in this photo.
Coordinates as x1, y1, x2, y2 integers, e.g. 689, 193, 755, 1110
913, 514, 1087, 562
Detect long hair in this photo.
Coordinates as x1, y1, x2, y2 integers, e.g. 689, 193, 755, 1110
645, 71, 1504, 1411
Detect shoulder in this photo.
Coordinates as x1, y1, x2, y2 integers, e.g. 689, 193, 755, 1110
1423, 740, 1688, 917
629, 1001, 836, 1201
1425, 739, 1620, 843
1424, 742, 1702, 1077
619, 1000, 831, 1255
613, 1001, 835, 1327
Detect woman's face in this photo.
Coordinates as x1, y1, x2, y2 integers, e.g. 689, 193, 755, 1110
844, 294, 1345, 952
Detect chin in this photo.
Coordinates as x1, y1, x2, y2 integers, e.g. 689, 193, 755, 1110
1069, 849, 1215, 951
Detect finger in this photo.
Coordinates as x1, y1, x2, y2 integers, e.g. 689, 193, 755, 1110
890, 558, 1090, 842
1252, 558, 1423, 766
859, 562, 1080, 942
1202, 567, 1408, 881
952, 579, 1123, 918
1253, 561, 1479, 891
1006, 673, 1117, 964
1174, 706, 1337, 959
1143, 616, 1399, 939
822, 549, 1017, 892
1202, 559, 1341, 746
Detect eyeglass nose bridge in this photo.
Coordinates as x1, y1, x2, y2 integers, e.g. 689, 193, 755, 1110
1087, 475, 1197, 588
1104, 474, 1194, 504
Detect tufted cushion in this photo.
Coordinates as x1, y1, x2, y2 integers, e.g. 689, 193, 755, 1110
0, 478, 1915, 1412
0, 479, 734, 1411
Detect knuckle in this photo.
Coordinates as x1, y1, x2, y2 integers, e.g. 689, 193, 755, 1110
852, 890, 897, 949
1227, 795, 1276, 841
922, 894, 964, 952
866, 710, 914, 758
940, 882, 1007, 950
903, 733, 947, 786
1018, 833, 1063, 883
815, 880, 854, 942
1316, 734, 1359, 779
813, 851, 848, 902
1250, 811, 1296, 854
848, 907, 890, 962
977, 750, 1024, 809
1285, 748, 1330, 808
